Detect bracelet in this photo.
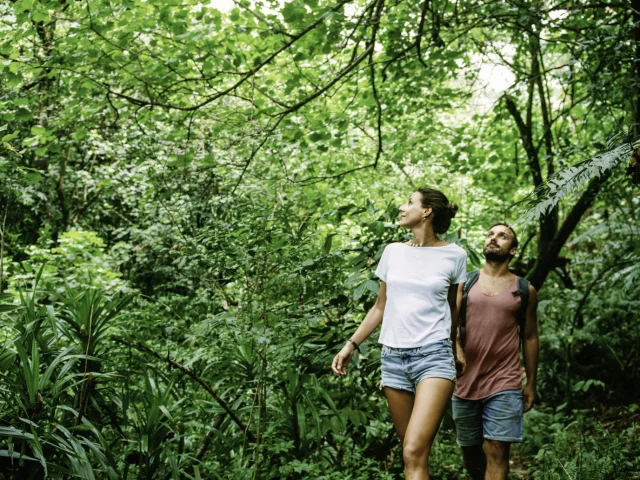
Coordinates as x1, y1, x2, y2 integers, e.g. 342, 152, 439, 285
347, 339, 361, 353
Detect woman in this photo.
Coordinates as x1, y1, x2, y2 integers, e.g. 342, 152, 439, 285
331, 187, 467, 480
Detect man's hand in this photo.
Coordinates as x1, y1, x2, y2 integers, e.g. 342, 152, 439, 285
331, 343, 356, 376
454, 346, 467, 377
522, 383, 536, 412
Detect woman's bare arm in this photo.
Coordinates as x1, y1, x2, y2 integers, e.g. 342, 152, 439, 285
331, 281, 387, 376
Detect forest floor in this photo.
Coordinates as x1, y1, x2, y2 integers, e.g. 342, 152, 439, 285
506, 405, 640, 480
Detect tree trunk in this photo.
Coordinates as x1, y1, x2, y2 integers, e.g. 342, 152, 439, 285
526, 171, 612, 290
634, 0, 640, 136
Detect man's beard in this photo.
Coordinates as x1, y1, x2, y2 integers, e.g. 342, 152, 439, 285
483, 246, 511, 263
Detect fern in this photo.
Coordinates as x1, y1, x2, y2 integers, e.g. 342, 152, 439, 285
531, 419, 640, 480
515, 132, 639, 224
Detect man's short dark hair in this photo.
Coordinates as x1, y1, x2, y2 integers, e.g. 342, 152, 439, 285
490, 222, 518, 250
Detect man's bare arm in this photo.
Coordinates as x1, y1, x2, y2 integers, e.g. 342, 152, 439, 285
522, 285, 539, 411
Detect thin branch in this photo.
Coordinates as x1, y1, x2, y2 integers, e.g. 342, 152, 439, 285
105, 93, 120, 129
368, 0, 385, 168
0, 200, 7, 293
278, 44, 374, 116
573, 260, 635, 327
111, 336, 257, 443
232, 0, 294, 38
416, 0, 431, 69
514, 231, 535, 265
105, 0, 354, 111
231, 116, 284, 195
504, 95, 543, 187
293, 163, 377, 185
195, 414, 227, 461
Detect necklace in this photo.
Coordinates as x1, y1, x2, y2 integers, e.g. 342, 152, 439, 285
409, 235, 437, 247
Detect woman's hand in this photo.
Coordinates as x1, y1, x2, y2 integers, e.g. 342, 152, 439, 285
331, 343, 356, 376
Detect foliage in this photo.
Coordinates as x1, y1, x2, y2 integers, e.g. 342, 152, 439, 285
8, 230, 127, 293
0, 276, 120, 479
516, 133, 640, 225
529, 413, 640, 480
0, 0, 639, 478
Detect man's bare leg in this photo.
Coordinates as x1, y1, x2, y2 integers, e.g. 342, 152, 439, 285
484, 439, 510, 480
461, 444, 486, 480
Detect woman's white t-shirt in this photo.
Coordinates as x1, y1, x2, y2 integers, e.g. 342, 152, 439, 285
375, 242, 467, 348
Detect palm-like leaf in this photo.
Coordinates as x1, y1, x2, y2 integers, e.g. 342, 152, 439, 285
516, 133, 639, 224
58, 288, 134, 358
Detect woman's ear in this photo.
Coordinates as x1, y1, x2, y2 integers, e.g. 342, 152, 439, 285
423, 206, 433, 219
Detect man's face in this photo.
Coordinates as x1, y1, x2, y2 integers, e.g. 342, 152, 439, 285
483, 225, 517, 262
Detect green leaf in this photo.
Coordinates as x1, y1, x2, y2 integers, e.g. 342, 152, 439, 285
353, 281, 367, 301
363, 279, 379, 294
30, 125, 46, 135
6, 72, 22, 87
0, 450, 37, 462
2, 130, 19, 142
24, 171, 42, 184
32, 10, 48, 23
0, 427, 35, 441
22, 136, 39, 147
14, 0, 34, 14
323, 233, 336, 254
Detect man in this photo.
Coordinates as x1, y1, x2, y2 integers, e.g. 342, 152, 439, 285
453, 223, 539, 480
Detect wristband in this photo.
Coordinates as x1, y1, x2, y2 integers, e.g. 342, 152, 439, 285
347, 339, 361, 353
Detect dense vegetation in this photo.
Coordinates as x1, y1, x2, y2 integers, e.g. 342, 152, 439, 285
1, 0, 639, 478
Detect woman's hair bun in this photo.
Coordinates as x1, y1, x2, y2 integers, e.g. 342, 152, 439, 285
417, 188, 458, 234
448, 202, 458, 218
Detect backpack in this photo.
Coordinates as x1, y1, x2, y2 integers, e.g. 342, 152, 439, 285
459, 270, 530, 349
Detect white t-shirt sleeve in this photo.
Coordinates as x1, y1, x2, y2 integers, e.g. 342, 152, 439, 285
451, 249, 467, 284
375, 245, 390, 282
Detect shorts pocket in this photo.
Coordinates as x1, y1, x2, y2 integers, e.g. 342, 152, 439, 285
417, 340, 451, 358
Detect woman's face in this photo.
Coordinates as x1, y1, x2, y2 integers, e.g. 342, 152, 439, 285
399, 191, 431, 228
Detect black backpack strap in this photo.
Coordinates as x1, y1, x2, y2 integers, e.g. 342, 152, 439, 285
512, 276, 531, 346
459, 270, 480, 349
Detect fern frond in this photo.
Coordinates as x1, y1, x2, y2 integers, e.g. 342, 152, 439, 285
609, 262, 640, 293
569, 208, 640, 245
515, 132, 639, 224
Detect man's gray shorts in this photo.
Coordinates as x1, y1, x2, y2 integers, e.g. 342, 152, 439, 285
452, 389, 524, 445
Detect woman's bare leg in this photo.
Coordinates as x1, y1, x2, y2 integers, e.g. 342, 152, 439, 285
402, 378, 454, 480
384, 387, 415, 442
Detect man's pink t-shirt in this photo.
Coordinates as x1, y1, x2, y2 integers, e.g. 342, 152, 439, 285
454, 276, 523, 400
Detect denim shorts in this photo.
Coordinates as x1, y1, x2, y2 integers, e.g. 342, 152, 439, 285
380, 338, 456, 393
452, 389, 524, 446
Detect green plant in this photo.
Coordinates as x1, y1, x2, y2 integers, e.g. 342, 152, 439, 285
0, 275, 119, 478
530, 418, 640, 480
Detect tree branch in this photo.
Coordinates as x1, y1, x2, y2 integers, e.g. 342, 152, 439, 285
278, 44, 374, 116
504, 95, 543, 187
111, 336, 256, 443
231, 116, 284, 194
0, 200, 7, 293
526, 170, 613, 289
105, 0, 354, 111
368, 0, 385, 168
416, 0, 431, 69
573, 259, 635, 328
